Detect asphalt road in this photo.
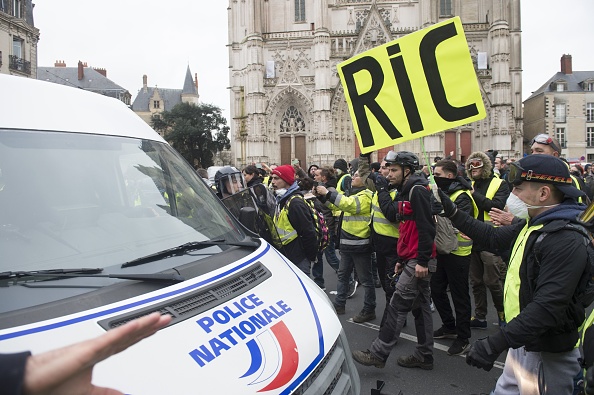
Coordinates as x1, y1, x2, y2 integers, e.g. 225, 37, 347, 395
317, 255, 505, 395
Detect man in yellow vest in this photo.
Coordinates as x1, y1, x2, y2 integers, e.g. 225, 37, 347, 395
465, 151, 510, 329
270, 165, 318, 275
431, 159, 477, 356
437, 154, 588, 394
314, 170, 375, 323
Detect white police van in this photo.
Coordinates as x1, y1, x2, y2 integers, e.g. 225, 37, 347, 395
0, 75, 360, 394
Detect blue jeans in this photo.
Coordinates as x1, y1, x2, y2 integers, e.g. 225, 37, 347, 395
335, 251, 375, 312
313, 235, 340, 287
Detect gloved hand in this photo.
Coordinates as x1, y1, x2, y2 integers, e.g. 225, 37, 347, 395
375, 175, 389, 191
360, 152, 372, 159
430, 193, 444, 215
466, 334, 508, 372
585, 366, 594, 395
437, 188, 457, 217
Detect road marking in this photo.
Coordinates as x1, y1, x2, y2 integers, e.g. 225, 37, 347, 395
347, 318, 505, 370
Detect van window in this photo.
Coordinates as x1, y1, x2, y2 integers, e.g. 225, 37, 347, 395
0, 130, 244, 283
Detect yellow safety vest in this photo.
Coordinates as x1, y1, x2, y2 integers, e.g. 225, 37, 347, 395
329, 188, 372, 245
370, 190, 399, 238
332, 174, 352, 217
504, 222, 544, 321
274, 195, 300, 246
449, 189, 478, 256
472, 177, 504, 225
570, 174, 585, 204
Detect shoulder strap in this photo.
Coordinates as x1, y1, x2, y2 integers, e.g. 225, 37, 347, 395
534, 223, 591, 265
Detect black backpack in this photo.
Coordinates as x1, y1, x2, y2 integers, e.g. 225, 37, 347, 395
534, 223, 594, 307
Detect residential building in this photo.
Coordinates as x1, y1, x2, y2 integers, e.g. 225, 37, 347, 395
0, 0, 39, 77
524, 54, 594, 163
227, 0, 523, 169
132, 66, 200, 130
38, 60, 131, 105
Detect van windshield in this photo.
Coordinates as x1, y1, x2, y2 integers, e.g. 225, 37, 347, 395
0, 130, 245, 274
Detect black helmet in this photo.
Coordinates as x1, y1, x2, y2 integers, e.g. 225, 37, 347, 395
384, 151, 419, 171
215, 166, 244, 196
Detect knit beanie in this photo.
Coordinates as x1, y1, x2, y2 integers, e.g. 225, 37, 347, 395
333, 158, 348, 174
272, 165, 295, 185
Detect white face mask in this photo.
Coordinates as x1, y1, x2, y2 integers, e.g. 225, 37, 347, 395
275, 188, 287, 197
506, 193, 529, 219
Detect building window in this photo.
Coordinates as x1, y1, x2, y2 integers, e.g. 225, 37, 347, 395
294, 0, 305, 22
585, 82, 594, 91
12, 0, 21, 18
556, 127, 566, 149
587, 103, 594, 122
280, 105, 305, 133
555, 103, 566, 123
12, 37, 22, 59
588, 127, 594, 147
556, 82, 566, 92
153, 100, 160, 109
440, 0, 452, 16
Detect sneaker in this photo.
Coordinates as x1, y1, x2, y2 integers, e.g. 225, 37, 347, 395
433, 326, 457, 339
469, 317, 488, 329
447, 338, 470, 356
353, 310, 376, 323
347, 281, 358, 298
333, 303, 345, 315
497, 311, 506, 327
352, 350, 385, 368
397, 354, 433, 370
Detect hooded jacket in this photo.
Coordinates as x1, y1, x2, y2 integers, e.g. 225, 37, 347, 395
449, 199, 589, 353
465, 151, 509, 219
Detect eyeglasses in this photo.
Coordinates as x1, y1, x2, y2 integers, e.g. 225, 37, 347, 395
530, 134, 561, 153
468, 159, 483, 169
508, 162, 572, 186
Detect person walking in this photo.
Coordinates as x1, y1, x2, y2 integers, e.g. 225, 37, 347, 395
352, 151, 437, 370
430, 159, 477, 356
315, 169, 375, 323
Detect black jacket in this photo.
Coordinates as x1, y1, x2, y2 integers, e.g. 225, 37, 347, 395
1, 352, 30, 395
450, 200, 589, 353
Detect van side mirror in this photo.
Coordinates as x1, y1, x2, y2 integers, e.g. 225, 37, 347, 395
239, 207, 257, 233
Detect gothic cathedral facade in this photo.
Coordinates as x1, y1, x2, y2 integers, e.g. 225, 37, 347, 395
228, 0, 522, 168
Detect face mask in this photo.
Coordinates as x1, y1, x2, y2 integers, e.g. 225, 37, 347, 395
434, 177, 454, 191
506, 193, 529, 219
275, 188, 287, 197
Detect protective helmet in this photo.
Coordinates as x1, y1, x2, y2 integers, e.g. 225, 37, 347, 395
214, 166, 244, 197
384, 151, 419, 171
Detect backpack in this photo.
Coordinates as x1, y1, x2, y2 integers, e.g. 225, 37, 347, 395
434, 215, 459, 255
287, 194, 330, 254
534, 223, 594, 308
429, 191, 458, 255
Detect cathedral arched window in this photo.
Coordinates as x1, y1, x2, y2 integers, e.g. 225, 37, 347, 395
280, 106, 305, 133
295, 0, 305, 22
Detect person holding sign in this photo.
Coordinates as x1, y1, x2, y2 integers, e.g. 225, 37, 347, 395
435, 154, 587, 395
352, 151, 437, 370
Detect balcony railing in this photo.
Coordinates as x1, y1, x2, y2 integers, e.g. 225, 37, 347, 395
9, 55, 31, 75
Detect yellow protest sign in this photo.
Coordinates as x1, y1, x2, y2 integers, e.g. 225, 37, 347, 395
337, 17, 486, 154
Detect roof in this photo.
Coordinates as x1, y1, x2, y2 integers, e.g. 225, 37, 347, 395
37, 67, 130, 100
0, 74, 164, 142
131, 87, 185, 111
526, 71, 594, 100
182, 65, 197, 95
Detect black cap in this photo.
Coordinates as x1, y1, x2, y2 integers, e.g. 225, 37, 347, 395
512, 155, 585, 199
333, 158, 348, 173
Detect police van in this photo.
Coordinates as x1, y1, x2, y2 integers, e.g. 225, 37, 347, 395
0, 75, 360, 394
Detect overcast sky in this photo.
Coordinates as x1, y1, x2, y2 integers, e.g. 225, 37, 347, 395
34, 1, 594, 123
